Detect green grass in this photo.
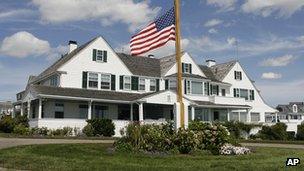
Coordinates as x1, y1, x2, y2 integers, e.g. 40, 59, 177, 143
0, 144, 302, 171
0, 133, 117, 140
240, 139, 304, 145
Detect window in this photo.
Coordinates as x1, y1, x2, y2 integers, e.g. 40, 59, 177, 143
169, 80, 177, 90
124, 76, 131, 90
182, 63, 192, 73
79, 105, 88, 119
240, 112, 247, 122
210, 85, 219, 95
139, 78, 145, 91
251, 113, 260, 122
191, 81, 203, 94
233, 88, 240, 97
100, 74, 111, 90
240, 89, 249, 100
230, 112, 239, 121
94, 105, 108, 118
50, 75, 58, 86
88, 72, 98, 88
195, 108, 209, 121
293, 104, 298, 113
150, 79, 156, 91
96, 50, 107, 62
234, 71, 242, 80
186, 80, 191, 94
54, 103, 64, 118
204, 82, 209, 95
249, 90, 255, 100
221, 89, 226, 96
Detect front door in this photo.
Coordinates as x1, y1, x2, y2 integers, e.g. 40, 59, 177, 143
213, 111, 219, 121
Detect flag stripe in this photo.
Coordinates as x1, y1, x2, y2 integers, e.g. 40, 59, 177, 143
131, 36, 175, 55
131, 23, 155, 38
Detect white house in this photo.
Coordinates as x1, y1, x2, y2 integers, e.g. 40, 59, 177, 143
14, 36, 277, 136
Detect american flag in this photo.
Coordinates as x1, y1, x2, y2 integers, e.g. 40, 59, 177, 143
130, 7, 175, 56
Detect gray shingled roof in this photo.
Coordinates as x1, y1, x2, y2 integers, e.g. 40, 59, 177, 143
277, 102, 304, 114
116, 53, 161, 77
159, 52, 185, 76
31, 85, 155, 102
198, 65, 218, 81
209, 61, 237, 81
33, 37, 98, 83
193, 100, 251, 108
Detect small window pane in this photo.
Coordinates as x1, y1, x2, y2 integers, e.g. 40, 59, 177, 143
191, 81, 203, 94
100, 74, 110, 90
150, 79, 156, 91
88, 73, 98, 88
139, 78, 145, 91
124, 76, 131, 90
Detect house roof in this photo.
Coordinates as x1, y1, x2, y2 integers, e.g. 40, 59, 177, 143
209, 61, 237, 81
198, 65, 218, 81
165, 73, 207, 79
33, 37, 98, 83
116, 53, 161, 77
159, 52, 185, 76
30, 85, 155, 102
276, 102, 304, 114
193, 100, 251, 108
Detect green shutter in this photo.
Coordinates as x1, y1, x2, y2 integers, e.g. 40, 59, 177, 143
189, 64, 192, 74
216, 85, 219, 95
93, 49, 97, 61
111, 75, 115, 90
119, 76, 124, 90
240, 72, 242, 80
103, 51, 107, 62
165, 80, 169, 90
182, 63, 185, 73
156, 79, 160, 91
184, 79, 187, 94
131, 76, 139, 90
233, 88, 236, 97
82, 72, 88, 88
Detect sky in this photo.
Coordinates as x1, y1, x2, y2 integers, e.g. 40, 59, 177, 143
0, 0, 303, 107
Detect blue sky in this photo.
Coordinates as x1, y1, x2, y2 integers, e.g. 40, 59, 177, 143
0, 0, 303, 106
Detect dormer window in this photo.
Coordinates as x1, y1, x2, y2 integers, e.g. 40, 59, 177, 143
293, 104, 298, 113
234, 71, 242, 80
93, 49, 107, 62
182, 63, 192, 74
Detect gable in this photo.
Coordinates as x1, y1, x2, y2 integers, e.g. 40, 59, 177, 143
210, 61, 236, 81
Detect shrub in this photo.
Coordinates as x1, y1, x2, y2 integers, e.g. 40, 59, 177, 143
13, 124, 30, 135
296, 123, 304, 140
222, 121, 256, 139
14, 115, 29, 127
258, 123, 288, 140
30, 127, 49, 136
0, 116, 15, 133
50, 127, 73, 136
220, 144, 251, 155
173, 128, 201, 154
82, 124, 94, 137
188, 120, 209, 131
86, 119, 115, 137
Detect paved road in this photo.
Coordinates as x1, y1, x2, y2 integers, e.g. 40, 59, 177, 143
241, 143, 304, 149
0, 138, 115, 149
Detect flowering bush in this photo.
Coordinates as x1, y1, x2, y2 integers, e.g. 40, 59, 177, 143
220, 144, 251, 155
173, 128, 202, 154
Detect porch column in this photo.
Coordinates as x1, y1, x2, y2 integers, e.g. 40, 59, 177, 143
20, 103, 24, 116
27, 100, 31, 119
227, 109, 230, 121
191, 106, 195, 121
88, 101, 92, 120
238, 112, 241, 122
275, 113, 278, 123
38, 98, 42, 119
130, 103, 133, 121
139, 102, 144, 122
247, 109, 251, 123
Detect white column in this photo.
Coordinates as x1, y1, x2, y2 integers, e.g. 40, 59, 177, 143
238, 112, 241, 122
20, 103, 24, 116
27, 100, 31, 119
247, 109, 251, 123
88, 101, 92, 120
275, 113, 278, 123
174, 102, 181, 129
227, 109, 230, 122
208, 109, 212, 122
139, 103, 144, 122
130, 103, 133, 121
38, 98, 42, 119
184, 104, 189, 129
191, 106, 195, 121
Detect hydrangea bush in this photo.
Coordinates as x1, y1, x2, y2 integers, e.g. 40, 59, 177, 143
220, 144, 251, 155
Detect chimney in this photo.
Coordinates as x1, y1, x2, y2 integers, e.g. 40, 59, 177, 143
68, 40, 77, 53
148, 54, 154, 58
206, 59, 216, 67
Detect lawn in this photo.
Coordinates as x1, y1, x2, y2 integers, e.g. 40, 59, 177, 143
0, 144, 302, 171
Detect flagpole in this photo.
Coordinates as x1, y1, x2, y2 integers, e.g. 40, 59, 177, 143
174, 0, 184, 128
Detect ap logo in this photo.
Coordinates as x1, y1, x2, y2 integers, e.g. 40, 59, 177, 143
286, 158, 300, 166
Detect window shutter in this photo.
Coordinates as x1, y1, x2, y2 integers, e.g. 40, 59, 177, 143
189, 64, 192, 74
93, 49, 97, 61
156, 79, 160, 91
182, 63, 185, 73
111, 75, 115, 90
233, 88, 236, 97
131, 76, 139, 90
119, 76, 124, 90
240, 72, 242, 80
103, 51, 107, 62
82, 72, 88, 88
216, 85, 219, 95
165, 80, 169, 90
234, 71, 237, 79
184, 79, 187, 94
207, 82, 210, 95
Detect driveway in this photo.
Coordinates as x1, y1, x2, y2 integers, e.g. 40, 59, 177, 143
241, 143, 304, 149
0, 138, 115, 149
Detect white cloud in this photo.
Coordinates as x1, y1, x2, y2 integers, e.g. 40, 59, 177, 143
227, 37, 237, 45
0, 31, 67, 59
204, 19, 223, 27
0, 31, 51, 58
206, 0, 237, 12
260, 54, 296, 67
261, 72, 282, 79
297, 35, 304, 43
241, 0, 304, 18
31, 0, 160, 32
208, 28, 218, 34
0, 9, 34, 19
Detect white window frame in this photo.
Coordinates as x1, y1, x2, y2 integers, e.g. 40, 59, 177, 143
186, 80, 191, 94
88, 72, 99, 89
150, 79, 156, 91
250, 112, 260, 122
96, 50, 104, 62
123, 76, 131, 90
139, 78, 145, 91
169, 80, 177, 90
191, 81, 203, 95
235, 71, 242, 80
100, 74, 111, 90
183, 63, 191, 73
293, 104, 298, 113
234, 88, 240, 98
50, 75, 59, 87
